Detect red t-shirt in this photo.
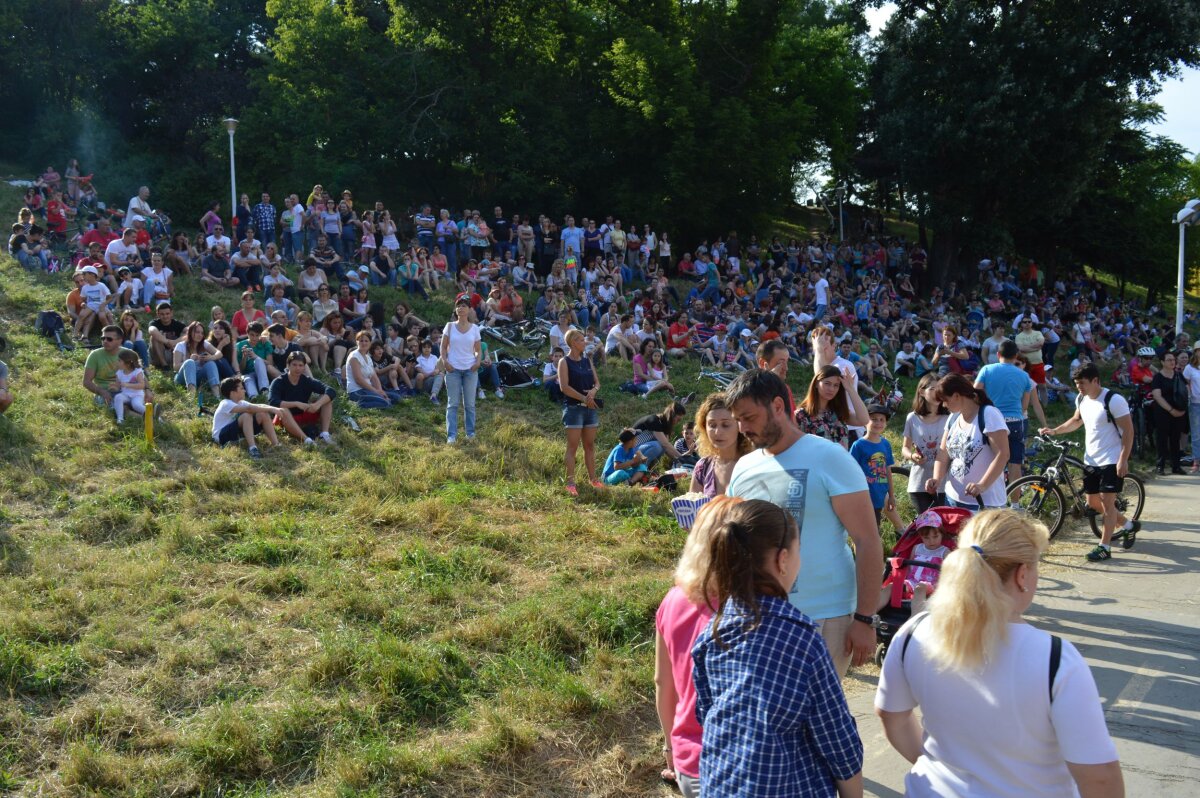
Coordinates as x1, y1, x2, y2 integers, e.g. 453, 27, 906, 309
80, 229, 118, 250
134, 229, 152, 249
667, 322, 692, 348
46, 200, 67, 233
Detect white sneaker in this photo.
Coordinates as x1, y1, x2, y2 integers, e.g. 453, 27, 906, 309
318, 433, 335, 445
478, 389, 486, 399
303, 437, 315, 446
495, 388, 505, 399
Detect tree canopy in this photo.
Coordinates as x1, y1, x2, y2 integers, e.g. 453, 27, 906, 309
2, 0, 1198, 278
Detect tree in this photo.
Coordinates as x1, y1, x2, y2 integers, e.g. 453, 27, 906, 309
861, 0, 1200, 286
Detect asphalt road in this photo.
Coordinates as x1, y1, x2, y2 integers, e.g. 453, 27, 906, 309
845, 474, 1200, 797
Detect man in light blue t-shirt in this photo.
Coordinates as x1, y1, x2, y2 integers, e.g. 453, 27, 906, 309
726, 369, 882, 678
975, 339, 1046, 482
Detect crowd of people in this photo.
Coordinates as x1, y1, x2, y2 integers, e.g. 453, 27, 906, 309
7, 162, 1179, 797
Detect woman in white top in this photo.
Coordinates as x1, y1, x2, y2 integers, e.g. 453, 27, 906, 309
173, 321, 223, 398
876, 510, 1123, 798
440, 297, 482, 444
1183, 346, 1200, 473
902, 373, 950, 513
345, 330, 404, 409
925, 373, 1009, 510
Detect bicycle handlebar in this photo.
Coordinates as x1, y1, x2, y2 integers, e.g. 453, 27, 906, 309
1032, 434, 1078, 449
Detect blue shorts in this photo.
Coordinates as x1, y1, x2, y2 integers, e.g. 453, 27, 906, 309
215, 416, 263, 444
1006, 418, 1026, 465
562, 404, 599, 429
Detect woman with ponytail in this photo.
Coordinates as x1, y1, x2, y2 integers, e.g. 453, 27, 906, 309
875, 510, 1123, 797
924, 373, 1010, 510
691, 499, 863, 798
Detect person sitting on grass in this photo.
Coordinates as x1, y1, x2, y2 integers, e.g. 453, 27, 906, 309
345, 330, 406, 409
211, 376, 303, 458
84, 325, 154, 413
110, 349, 147, 425
602, 428, 651, 486
74, 265, 112, 341
232, 291, 268, 338
293, 311, 330, 372
264, 283, 299, 324
415, 338, 444, 402
200, 242, 241, 289
0, 357, 13, 415
113, 266, 143, 313
268, 351, 336, 445
235, 322, 273, 397
369, 339, 406, 393
173, 320, 223, 400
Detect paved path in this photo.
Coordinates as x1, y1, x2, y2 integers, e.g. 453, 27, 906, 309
845, 475, 1200, 797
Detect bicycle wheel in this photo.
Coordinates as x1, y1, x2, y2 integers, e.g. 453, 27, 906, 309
1007, 475, 1067, 539
889, 465, 913, 495
1089, 474, 1146, 538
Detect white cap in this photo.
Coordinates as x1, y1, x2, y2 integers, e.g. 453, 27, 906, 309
740, 329, 753, 338
130, 215, 145, 224
80, 265, 99, 276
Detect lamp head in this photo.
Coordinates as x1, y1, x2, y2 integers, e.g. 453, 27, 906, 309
223, 117, 239, 134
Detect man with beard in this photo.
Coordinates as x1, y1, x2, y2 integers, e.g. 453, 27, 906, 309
725, 368, 882, 679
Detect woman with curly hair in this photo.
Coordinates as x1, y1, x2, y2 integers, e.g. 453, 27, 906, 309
689, 393, 754, 497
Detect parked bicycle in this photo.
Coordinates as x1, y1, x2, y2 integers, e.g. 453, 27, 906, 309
870, 377, 904, 415
697, 369, 736, 390
1007, 435, 1145, 540
480, 319, 547, 356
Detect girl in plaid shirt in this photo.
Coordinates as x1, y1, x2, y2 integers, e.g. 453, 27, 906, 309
692, 499, 863, 797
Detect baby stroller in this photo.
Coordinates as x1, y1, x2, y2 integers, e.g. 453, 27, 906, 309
873, 506, 972, 664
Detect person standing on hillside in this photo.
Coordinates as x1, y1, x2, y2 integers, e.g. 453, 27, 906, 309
253, 192, 277, 248
975, 340, 1046, 483
725, 369, 882, 678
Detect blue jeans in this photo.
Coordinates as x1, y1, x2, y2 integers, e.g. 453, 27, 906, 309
1190, 403, 1200, 463
440, 240, 458, 275
480, 362, 501, 391
175, 359, 221, 390
404, 278, 430, 299
444, 368, 478, 439
814, 304, 827, 322
349, 389, 394, 409
125, 339, 150, 368
281, 230, 296, 262
636, 440, 665, 464
18, 250, 50, 270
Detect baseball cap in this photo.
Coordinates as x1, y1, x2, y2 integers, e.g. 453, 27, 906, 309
739, 329, 753, 338
714, 324, 727, 332
156, 300, 172, 309
130, 215, 145, 224
914, 510, 944, 530
867, 403, 892, 418
79, 265, 98, 276
358, 265, 368, 273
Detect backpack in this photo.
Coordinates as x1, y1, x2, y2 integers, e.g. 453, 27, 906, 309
35, 310, 65, 338
496, 358, 537, 389
901, 613, 1064, 703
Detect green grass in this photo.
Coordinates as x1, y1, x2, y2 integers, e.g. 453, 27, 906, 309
0, 176, 1147, 795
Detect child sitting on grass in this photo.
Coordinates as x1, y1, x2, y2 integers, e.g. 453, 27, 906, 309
850, 403, 901, 532
111, 349, 146, 424
602, 428, 650, 486
211, 376, 304, 458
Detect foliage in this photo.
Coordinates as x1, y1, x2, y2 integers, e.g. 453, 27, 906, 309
859, 0, 1200, 283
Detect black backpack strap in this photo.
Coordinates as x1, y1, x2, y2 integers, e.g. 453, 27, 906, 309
1049, 635, 1062, 704
900, 611, 930, 664
1101, 390, 1120, 437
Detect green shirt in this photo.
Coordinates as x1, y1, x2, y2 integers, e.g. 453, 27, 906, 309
236, 338, 272, 365
84, 347, 135, 385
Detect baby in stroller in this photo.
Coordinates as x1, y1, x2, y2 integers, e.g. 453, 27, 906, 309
874, 506, 971, 661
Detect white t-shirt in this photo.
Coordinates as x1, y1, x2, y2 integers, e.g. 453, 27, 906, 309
174, 340, 217, 362
1078, 389, 1130, 467
549, 324, 574, 354
345, 349, 375, 393
605, 324, 630, 352
441, 322, 480, 371
416, 353, 439, 376
80, 282, 111, 312
906, 543, 948, 587
206, 234, 232, 251
289, 204, 306, 233
127, 196, 153, 222
104, 239, 139, 268
211, 398, 241, 442
142, 266, 172, 299
942, 406, 1008, 507
876, 620, 1118, 798
1183, 363, 1200, 404
727, 434, 869, 620
814, 277, 830, 305
119, 277, 143, 301
903, 412, 948, 488
116, 367, 145, 400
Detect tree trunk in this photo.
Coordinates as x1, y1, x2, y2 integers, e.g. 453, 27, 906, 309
929, 217, 963, 290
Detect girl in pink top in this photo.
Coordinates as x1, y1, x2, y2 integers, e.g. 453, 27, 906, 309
655, 496, 741, 797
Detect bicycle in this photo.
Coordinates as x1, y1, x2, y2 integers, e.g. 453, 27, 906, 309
1126, 393, 1156, 460
480, 319, 547, 356
870, 377, 904, 414
697, 369, 735, 389
1007, 435, 1145, 541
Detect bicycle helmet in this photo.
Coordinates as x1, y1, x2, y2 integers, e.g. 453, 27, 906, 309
1136, 347, 1155, 357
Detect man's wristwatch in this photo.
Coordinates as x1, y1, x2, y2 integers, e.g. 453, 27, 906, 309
852, 612, 875, 627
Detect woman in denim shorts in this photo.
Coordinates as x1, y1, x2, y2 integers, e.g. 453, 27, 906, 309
558, 328, 601, 496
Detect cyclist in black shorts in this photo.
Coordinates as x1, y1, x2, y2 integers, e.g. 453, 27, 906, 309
1040, 363, 1140, 561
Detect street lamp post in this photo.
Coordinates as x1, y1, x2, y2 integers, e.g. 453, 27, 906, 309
223, 118, 238, 223
1175, 199, 1200, 335
835, 185, 846, 243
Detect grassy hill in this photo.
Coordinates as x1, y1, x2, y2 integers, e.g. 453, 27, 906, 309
0, 177, 1107, 796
